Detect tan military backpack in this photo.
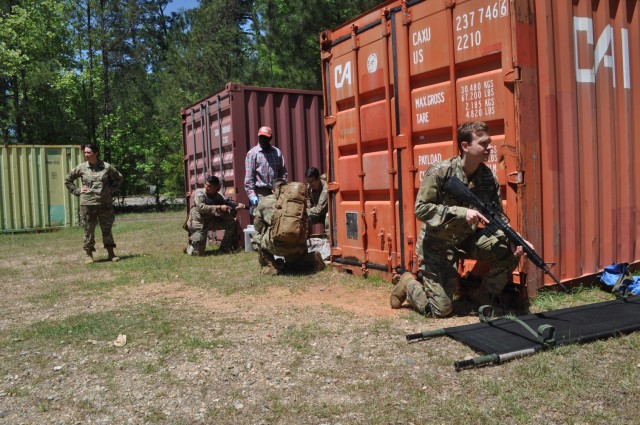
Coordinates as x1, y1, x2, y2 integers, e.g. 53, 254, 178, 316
270, 182, 309, 246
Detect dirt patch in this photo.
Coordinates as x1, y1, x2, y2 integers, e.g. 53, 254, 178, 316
124, 281, 398, 318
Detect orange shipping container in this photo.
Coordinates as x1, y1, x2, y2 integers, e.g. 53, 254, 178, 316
320, 0, 640, 297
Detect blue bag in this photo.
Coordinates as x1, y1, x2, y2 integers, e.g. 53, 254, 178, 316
600, 263, 629, 287
625, 276, 640, 296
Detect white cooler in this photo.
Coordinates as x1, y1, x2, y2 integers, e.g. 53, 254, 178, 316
243, 225, 256, 252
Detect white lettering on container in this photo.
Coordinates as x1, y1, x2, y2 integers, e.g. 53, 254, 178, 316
414, 92, 445, 125
488, 146, 498, 163
459, 79, 496, 118
339, 127, 355, 136
334, 61, 352, 89
574, 17, 631, 89
415, 92, 446, 109
455, 0, 508, 52
214, 125, 231, 137
416, 112, 429, 124
413, 49, 423, 64
418, 153, 443, 181
412, 27, 431, 65
417, 153, 442, 166
412, 28, 431, 46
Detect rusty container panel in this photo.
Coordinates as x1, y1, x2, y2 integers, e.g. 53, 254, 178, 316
181, 83, 325, 246
1, 145, 83, 232
321, 0, 640, 298
537, 0, 640, 284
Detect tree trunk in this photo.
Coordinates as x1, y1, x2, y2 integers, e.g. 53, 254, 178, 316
11, 76, 22, 143
99, 0, 111, 159
87, 0, 97, 143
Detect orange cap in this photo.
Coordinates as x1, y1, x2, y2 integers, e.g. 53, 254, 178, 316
258, 126, 272, 138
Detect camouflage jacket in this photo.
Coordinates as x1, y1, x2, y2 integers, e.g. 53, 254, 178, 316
64, 160, 123, 206
188, 189, 229, 227
415, 156, 501, 245
306, 174, 328, 221
252, 194, 277, 247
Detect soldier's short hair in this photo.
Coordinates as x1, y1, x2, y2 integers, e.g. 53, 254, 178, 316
457, 121, 489, 152
305, 167, 320, 179
205, 175, 221, 187
82, 143, 100, 156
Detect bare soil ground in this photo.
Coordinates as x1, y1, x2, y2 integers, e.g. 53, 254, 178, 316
0, 214, 637, 425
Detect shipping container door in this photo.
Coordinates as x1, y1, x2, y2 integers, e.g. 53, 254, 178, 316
323, 10, 402, 273
403, 0, 523, 282
323, 0, 524, 279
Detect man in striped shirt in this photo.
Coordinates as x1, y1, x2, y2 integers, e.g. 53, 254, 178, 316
244, 126, 288, 209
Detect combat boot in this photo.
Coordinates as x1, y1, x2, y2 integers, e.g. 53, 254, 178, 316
107, 248, 120, 262
468, 284, 495, 311
312, 251, 326, 272
390, 272, 412, 309
260, 265, 279, 275
258, 253, 269, 267
84, 250, 94, 264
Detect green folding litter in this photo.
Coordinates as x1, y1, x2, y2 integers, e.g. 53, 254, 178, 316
406, 296, 640, 371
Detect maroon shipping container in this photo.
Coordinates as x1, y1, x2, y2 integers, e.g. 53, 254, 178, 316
321, 0, 640, 298
181, 83, 325, 247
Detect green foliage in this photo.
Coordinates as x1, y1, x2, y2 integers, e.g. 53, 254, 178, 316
247, 0, 382, 89
1, 0, 383, 196
161, 151, 186, 196
0, 0, 82, 143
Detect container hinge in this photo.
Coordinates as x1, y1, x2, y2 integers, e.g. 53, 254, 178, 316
401, 1, 412, 26
328, 182, 340, 192
444, 0, 456, 9
324, 115, 337, 126
350, 25, 359, 50
504, 66, 521, 85
507, 170, 523, 185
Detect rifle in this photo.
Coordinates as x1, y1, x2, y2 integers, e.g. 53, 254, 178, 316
442, 176, 569, 293
205, 195, 240, 216
224, 197, 240, 216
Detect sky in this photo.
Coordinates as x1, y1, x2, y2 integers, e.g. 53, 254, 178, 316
165, 0, 200, 14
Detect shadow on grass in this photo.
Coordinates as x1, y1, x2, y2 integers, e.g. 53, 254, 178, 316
90, 254, 142, 263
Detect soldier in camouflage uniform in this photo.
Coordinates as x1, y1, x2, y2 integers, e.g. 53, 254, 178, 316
305, 167, 329, 236
65, 144, 124, 264
390, 121, 529, 317
253, 180, 324, 275
185, 175, 245, 256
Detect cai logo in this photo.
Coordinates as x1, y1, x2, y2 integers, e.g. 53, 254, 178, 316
334, 61, 352, 89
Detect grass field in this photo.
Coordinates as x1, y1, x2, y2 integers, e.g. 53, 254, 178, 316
0, 211, 637, 424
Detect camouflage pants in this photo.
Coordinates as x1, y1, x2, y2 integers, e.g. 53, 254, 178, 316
259, 231, 306, 262
407, 229, 520, 317
255, 187, 273, 201
81, 204, 116, 252
188, 216, 237, 256
308, 214, 329, 236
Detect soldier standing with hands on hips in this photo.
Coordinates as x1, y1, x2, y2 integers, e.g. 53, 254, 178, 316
65, 144, 123, 264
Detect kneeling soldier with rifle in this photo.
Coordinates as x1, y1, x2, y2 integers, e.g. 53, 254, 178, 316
391, 121, 532, 317
184, 175, 245, 256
